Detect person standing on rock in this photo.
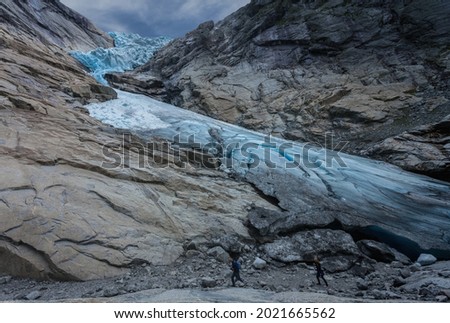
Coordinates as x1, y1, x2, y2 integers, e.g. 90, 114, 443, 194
314, 257, 328, 287
230, 255, 244, 287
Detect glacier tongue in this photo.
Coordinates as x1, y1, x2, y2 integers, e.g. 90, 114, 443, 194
69, 32, 171, 84
85, 90, 450, 258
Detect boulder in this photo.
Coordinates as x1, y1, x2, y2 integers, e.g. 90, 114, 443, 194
207, 247, 230, 264
253, 257, 267, 270
200, 277, 217, 288
24, 291, 42, 301
356, 278, 369, 291
263, 229, 361, 270
416, 254, 438, 266
357, 240, 396, 263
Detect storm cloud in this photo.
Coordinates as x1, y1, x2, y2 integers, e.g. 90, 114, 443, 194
61, 0, 250, 37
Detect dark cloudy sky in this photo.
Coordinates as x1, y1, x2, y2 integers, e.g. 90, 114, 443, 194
61, 0, 250, 38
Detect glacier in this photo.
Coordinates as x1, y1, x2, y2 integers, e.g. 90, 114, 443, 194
85, 90, 450, 259
69, 32, 171, 84
73, 34, 450, 259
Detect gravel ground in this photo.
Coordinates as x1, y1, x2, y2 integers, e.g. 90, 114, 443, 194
1, 248, 449, 303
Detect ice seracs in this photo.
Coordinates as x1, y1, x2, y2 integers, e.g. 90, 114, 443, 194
70, 32, 170, 84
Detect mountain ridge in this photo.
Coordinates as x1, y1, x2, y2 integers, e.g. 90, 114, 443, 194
108, 0, 450, 181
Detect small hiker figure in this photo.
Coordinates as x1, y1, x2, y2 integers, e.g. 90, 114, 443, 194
314, 257, 328, 287
230, 255, 244, 287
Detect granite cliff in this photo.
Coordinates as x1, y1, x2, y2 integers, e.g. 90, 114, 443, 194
109, 0, 450, 181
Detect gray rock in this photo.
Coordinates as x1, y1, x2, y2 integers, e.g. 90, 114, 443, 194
0, 0, 113, 51
103, 288, 120, 298
410, 264, 422, 272
25, 291, 42, 301
200, 277, 217, 288
416, 254, 437, 266
0, 276, 12, 284
185, 236, 209, 252
392, 277, 406, 288
264, 229, 360, 269
253, 257, 267, 269
356, 240, 396, 263
356, 279, 369, 291
400, 268, 411, 279
247, 207, 335, 237
185, 250, 203, 259
207, 246, 230, 263
435, 295, 448, 302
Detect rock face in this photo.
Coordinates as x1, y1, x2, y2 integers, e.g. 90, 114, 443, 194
0, 1, 278, 281
263, 229, 362, 271
0, 0, 114, 51
114, 0, 450, 181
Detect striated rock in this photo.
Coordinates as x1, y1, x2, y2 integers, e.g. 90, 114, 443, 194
364, 114, 450, 182
0, 0, 113, 51
104, 72, 166, 100
121, 0, 450, 180
0, 107, 278, 280
247, 206, 335, 238
0, 1, 279, 281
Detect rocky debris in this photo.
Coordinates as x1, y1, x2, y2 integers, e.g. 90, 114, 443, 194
371, 289, 402, 300
0, 276, 12, 284
357, 240, 396, 263
118, 0, 450, 180
1, 242, 450, 302
417, 254, 438, 266
0, 0, 113, 51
